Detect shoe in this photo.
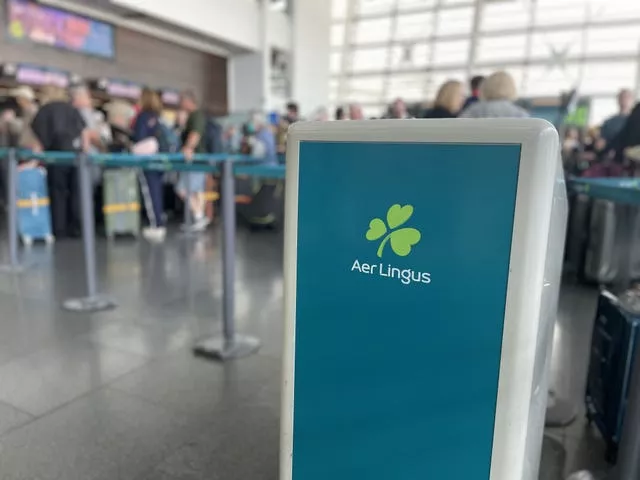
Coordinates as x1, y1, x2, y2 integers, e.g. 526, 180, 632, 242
143, 226, 166, 242
188, 216, 210, 233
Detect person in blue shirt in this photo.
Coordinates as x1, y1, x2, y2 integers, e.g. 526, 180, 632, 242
601, 89, 634, 147
132, 88, 166, 242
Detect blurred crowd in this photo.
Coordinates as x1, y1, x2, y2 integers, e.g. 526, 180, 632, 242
0, 70, 638, 244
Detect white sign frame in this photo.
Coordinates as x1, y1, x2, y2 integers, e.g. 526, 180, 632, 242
281, 118, 565, 480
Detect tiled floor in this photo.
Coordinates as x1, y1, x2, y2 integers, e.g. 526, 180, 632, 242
0, 226, 612, 479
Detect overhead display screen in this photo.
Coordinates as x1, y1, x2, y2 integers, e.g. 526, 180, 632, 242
7, 0, 115, 59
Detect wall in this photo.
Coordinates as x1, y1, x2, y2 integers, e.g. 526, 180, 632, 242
229, 53, 265, 112
110, 0, 260, 51
0, 9, 228, 112
291, 0, 331, 116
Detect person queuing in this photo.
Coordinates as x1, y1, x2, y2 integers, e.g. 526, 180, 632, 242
422, 80, 465, 118
30, 86, 89, 239
460, 71, 529, 119
9, 86, 39, 150
462, 75, 484, 111
175, 90, 209, 232
349, 103, 365, 120
389, 98, 410, 119
132, 88, 167, 242
600, 88, 635, 147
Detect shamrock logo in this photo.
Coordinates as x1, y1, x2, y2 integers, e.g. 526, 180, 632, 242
366, 204, 422, 258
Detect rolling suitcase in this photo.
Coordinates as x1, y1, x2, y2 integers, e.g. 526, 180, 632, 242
586, 289, 640, 462
16, 166, 54, 245
237, 177, 284, 229
102, 169, 140, 238
583, 199, 640, 284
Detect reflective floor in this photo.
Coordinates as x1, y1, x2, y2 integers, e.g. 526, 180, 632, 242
0, 227, 613, 479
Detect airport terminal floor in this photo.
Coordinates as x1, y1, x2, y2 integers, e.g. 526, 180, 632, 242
0, 224, 615, 479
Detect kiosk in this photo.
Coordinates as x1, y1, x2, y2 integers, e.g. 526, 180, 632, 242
281, 119, 567, 479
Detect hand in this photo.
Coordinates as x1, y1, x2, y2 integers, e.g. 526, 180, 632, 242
182, 147, 194, 163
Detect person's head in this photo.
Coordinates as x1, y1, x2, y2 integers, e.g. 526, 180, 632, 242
180, 90, 198, 113
470, 75, 485, 96
312, 107, 329, 122
40, 85, 68, 105
434, 80, 465, 114
105, 101, 135, 128
335, 106, 345, 120
481, 71, 518, 102
286, 102, 299, 121
10, 86, 36, 111
251, 111, 266, 131
349, 103, 364, 120
70, 84, 92, 110
391, 98, 407, 119
618, 88, 634, 115
140, 87, 162, 114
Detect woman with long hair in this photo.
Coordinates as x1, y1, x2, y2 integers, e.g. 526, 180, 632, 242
132, 87, 166, 241
422, 80, 465, 118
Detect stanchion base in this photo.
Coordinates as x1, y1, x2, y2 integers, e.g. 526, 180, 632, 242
63, 296, 116, 312
193, 334, 261, 361
0, 263, 24, 274
545, 391, 577, 427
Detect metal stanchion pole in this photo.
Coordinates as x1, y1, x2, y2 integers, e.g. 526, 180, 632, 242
193, 158, 260, 361
0, 148, 22, 273
63, 153, 115, 312
182, 170, 193, 232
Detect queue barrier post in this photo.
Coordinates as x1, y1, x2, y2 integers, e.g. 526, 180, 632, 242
62, 152, 115, 312
0, 148, 23, 273
193, 157, 261, 361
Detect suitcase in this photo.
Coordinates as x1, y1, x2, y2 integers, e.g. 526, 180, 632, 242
583, 199, 640, 284
102, 169, 140, 238
16, 166, 54, 245
237, 177, 284, 229
586, 290, 640, 462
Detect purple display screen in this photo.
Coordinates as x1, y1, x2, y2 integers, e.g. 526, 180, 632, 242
7, 0, 115, 59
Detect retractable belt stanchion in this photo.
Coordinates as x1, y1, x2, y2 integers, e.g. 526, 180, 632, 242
63, 153, 115, 312
182, 169, 193, 232
0, 148, 22, 273
193, 157, 261, 360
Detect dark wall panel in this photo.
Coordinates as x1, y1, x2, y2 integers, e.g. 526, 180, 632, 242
0, 9, 227, 112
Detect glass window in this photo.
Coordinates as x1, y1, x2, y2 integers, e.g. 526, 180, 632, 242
529, 30, 583, 60
398, 0, 437, 11
426, 71, 467, 99
476, 35, 527, 64
588, 2, 640, 22
390, 42, 430, 68
330, 52, 343, 74
432, 40, 470, 66
481, 2, 529, 32
522, 64, 581, 97
387, 73, 428, 101
535, 1, 588, 26
331, 24, 346, 47
354, 18, 392, 44
357, 0, 394, 16
363, 105, 386, 118
435, 7, 474, 35
581, 62, 636, 95
395, 13, 433, 40
352, 47, 388, 72
586, 26, 640, 55
332, 0, 348, 19
347, 77, 385, 102
590, 97, 619, 126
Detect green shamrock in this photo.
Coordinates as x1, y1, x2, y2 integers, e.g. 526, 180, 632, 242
366, 204, 422, 258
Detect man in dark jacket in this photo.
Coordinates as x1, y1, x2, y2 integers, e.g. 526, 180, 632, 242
31, 86, 87, 238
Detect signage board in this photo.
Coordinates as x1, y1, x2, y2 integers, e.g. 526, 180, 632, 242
282, 119, 566, 480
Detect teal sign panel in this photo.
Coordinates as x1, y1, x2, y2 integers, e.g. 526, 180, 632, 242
293, 141, 522, 479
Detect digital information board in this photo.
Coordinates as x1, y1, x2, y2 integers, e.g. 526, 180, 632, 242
281, 119, 567, 480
